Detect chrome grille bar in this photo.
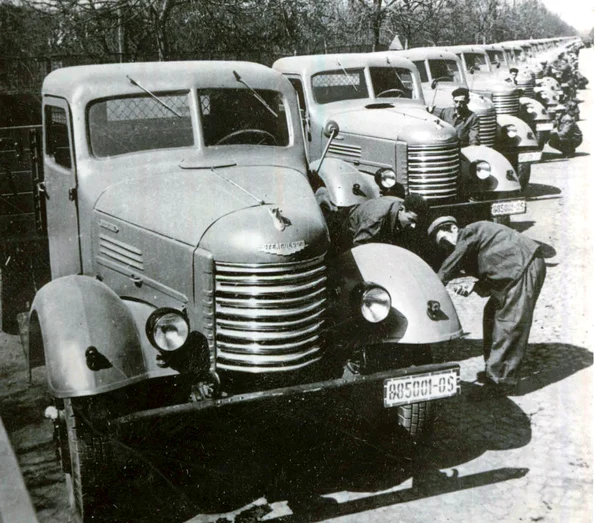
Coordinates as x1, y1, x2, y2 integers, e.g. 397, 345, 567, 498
215, 256, 326, 373
478, 112, 497, 147
492, 93, 520, 115
407, 143, 459, 200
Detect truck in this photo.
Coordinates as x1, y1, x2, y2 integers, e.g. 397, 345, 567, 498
394, 47, 539, 190
3, 61, 465, 521
272, 53, 527, 226
442, 44, 554, 149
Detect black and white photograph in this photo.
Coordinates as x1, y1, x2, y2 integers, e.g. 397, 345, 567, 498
0, 0, 592, 521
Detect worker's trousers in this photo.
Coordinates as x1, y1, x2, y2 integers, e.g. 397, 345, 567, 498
483, 255, 547, 385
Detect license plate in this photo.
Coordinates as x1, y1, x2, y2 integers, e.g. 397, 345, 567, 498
519, 151, 542, 163
491, 199, 526, 217
383, 368, 459, 408
536, 122, 554, 131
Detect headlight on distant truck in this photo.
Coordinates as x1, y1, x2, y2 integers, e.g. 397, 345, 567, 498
473, 161, 492, 180
353, 283, 392, 323
503, 124, 518, 139
146, 308, 190, 351
375, 168, 397, 189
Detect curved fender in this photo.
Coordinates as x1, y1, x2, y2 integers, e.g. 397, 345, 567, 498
496, 114, 539, 149
519, 96, 552, 123
460, 145, 521, 193
310, 157, 380, 208
30, 275, 175, 398
327, 243, 462, 346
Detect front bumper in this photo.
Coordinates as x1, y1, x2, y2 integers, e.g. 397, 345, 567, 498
112, 361, 461, 427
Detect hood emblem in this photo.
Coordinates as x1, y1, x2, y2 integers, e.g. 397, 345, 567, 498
269, 207, 292, 231
260, 240, 307, 256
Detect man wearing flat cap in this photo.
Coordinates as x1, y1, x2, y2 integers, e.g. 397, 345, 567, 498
427, 217, 546, 395
432, 87, 480, 147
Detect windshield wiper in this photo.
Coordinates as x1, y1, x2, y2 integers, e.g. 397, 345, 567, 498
385, 57, 405, 86
336, 60, 359, 91
233, 71, 278, 118
126, 75, 183, 118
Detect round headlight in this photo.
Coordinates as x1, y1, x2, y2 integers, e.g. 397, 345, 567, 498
146, 308, 189, 351
474, 161, 492, 180
504, 124, 518, 138
375, 168, 397, 189
360, 285, 391, 323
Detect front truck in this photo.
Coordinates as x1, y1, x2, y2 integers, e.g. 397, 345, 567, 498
272, 53, 526, 227
398, 48, 539, 191
23, 61, 463, 521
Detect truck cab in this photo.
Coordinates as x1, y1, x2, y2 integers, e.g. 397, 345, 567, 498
273, 53, 526, 223
21, 61, 465, 521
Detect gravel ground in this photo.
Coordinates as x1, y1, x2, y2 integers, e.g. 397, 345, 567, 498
0, 48, 592, 523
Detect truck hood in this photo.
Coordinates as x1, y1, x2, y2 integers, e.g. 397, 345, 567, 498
95, 166, 322, 247
466, 73, 517, 95
330, 104, 457, 145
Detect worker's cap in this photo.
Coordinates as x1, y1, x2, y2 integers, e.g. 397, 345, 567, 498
451, 87, 470, 98
427, 216, 458, 237
509, 67, 519, 73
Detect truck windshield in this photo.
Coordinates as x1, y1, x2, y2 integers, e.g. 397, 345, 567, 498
88, 92, 193, 157
427, 59, 463, 83
198, 88, 289, 146
369, 67, 417, 99
311, 69, 369, 104
487, 50, 505, 66
463, 53, 490, 72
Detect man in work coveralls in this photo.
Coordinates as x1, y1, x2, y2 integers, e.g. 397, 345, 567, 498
427, 216, 546, 395
431, 87, 480, 147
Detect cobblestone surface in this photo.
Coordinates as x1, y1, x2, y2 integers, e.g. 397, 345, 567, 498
0, 50, 592, 523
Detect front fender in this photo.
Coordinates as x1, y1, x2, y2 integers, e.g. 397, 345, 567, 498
327, 243, 462, 346
496, 114, 539, 150
310, 157, 380, 208
29, 275, 175, 398
460, 145, 521, 193
519, 97, 552, 122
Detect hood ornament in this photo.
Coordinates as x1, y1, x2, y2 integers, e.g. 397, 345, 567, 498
269, 207, 291, 231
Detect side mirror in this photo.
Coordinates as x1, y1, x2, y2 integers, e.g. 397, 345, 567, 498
323, 120, 340, 138
431, 79, 438, 89
496, 62, 501, 69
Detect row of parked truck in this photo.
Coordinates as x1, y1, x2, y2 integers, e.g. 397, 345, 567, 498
0, 34, 583, 521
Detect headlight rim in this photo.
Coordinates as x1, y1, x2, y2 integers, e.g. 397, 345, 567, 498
375, 167, 397, 189
146, 307, 190, 352
473, 160, 492, 180
353, 282, 392, 324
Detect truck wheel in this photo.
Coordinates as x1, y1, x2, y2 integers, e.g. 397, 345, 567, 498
397, 402, 433, 439
63, 397, 115, 521
383, 345, 435, 441
492, 215, 511, 227
536, 130, 549, 150
518, 162, 531, 191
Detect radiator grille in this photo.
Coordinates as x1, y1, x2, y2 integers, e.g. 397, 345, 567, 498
518, 78, 535, 99
407, 143, 459, 200
215, 256, 327, 373
478, 112, 497, 147
492, 92, 520, 115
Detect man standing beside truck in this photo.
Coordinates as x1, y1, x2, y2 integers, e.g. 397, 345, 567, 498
431, 87, 480, 147
427, 216, 546, 396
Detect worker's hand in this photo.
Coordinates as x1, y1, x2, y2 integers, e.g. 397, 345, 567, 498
452, 282, 474, 297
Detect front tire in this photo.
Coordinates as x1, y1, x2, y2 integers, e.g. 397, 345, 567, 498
63, 397, 115, 521
518, 162, 531, 191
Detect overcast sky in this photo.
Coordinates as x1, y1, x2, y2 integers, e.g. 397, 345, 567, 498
540, 0, 594, 32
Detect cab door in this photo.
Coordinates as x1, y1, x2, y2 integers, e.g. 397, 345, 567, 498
43, 97, 81, 279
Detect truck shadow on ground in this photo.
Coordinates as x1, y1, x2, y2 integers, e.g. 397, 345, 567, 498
433, 340, 593, 396
92, 381, 532, 522
522, 182, 562, 199
540, 151, 590, 163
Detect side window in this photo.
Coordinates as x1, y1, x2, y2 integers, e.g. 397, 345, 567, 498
45, 105, 72, 169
